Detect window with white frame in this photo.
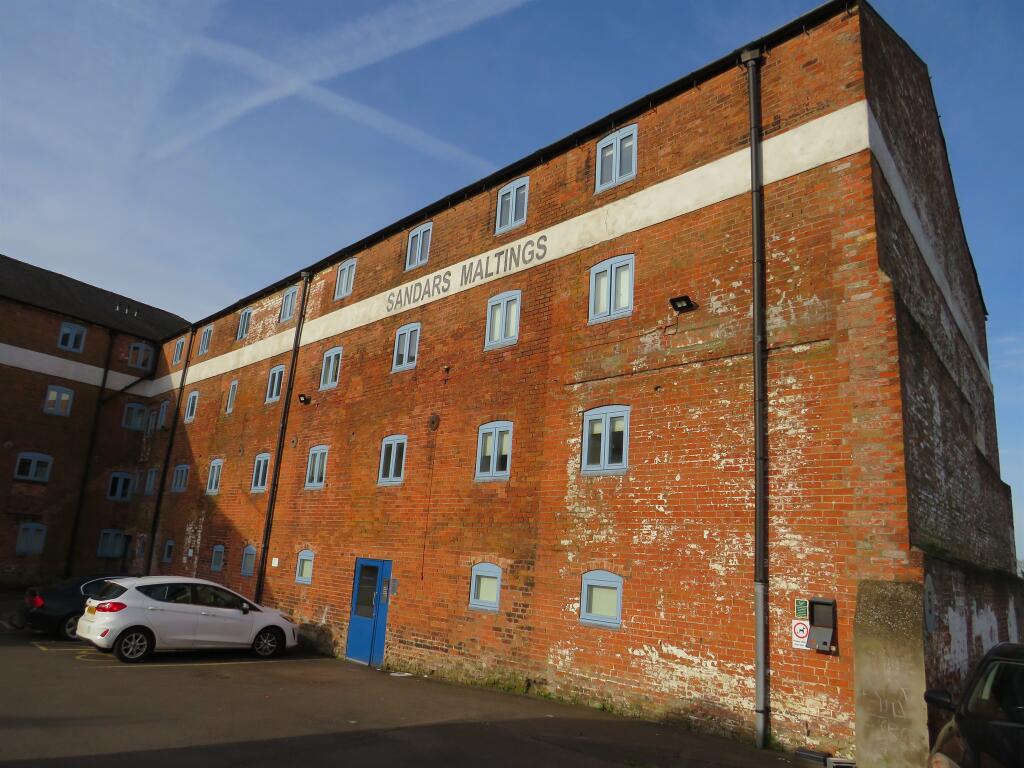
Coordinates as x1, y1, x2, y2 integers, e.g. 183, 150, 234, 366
305, 445, 328, 489
295, 549, 314, 584
206, 459, 223, 495
211, 544, 225, 572
251, 453, 270, 492
16, 522, 46, 555
171, 464, 189, 492
107, 472, 133, 501
335, 259, 356, 299
589, 254, 634, 324
581, 405, 630, 474
476, 421, 512, 481
279, 286, 298, 322
145, 467, 159, 495
469, 562, 501, 612
162, 539, 174, 563
122, 403, 148, 431
14, 452, 52, 483
595, 124, 637, 192
172, 337, 185, 365
495, 177, 529, 234
241, 545, 257, 576
127, 342, 153, 370
145, 407, 158, 437
158, 400, 169, 428
184, 391, 199, 423
265, 365, 285, 402
320, 347, 343, 390
485, 291, 520, 350
97, 529, 126, 559
237, 307, 253, 340
378, 434, 407, 485
391, 322, 420, 372
58, 321, 86, 352
580, 570, 623, 628
226, 380, 238, 414
405, 222, 432, 270
43, 385, 74, 416
198, 325, 213, 355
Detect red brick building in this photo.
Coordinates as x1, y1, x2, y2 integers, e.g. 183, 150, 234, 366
1, 2, 1019, 763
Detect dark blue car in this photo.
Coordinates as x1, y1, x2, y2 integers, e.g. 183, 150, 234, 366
19, 575, 120, 640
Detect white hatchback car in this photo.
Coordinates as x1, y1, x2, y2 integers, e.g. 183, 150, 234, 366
76, 576, 298, 662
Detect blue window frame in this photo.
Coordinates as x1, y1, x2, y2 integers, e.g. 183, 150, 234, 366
295, 549, 314, 584
378, 434, 407, 485
236, 307, 253, 340
241, 545, 257, 576
475, 421, 512, 481
211, 544, 225, 572
580, 570, 623, 628
265, 365, 285, 403
170, 464, 189, 492
495, 177, 528, 234
251, 452, 271, 492
157, 400, 169, 428
58, 321, 86, 353
405, 222, 432, 270
127, 342, 153, 370
184, 391, 199, 423
97, 529, 126, 559
172, 337, 185, 365
43, 385, 74, 416
226, 380, 238, 414
305, 445, 328, 489
14, 452, 53, 483
107, 471, 133, 501
391, 322, 420, 372
484, 291, 521, 350
279, 287, 298, 322
581, 405, 630, 475
206, 459, 223, 495
162, 539, 174, 563
335, 259, 356, 299
145, 467, 158, 495
469, 562, 501, 612
16, 522, 46, 555
588, 254, 634, 324
595, 124, 637, 192
198, 325, 213, 355
122, 402, 148, 430
320, 346, 343, 390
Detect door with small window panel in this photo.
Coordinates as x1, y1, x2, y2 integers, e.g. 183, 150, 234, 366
345, 558, 392, 666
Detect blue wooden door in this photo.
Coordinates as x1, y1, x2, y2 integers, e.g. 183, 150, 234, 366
345, 558, 392, 666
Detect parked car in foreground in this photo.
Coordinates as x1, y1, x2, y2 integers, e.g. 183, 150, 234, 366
925, 642, 1024, 768
76, 576, 298, 662
20, 575, 121, 640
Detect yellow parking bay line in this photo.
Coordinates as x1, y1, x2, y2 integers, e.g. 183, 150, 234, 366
32, 642, 85, 652
89, 657, 331, 669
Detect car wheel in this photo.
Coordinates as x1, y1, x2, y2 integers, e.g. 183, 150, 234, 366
252, 626, 284, 658
114, 628, 153, 663
58, 614, 81, 641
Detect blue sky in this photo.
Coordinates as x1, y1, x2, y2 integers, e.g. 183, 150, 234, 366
1, 0, 1020, 556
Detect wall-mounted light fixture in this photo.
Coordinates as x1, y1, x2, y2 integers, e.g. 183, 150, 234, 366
297, 394, 311, 405
669, 295, 697, 314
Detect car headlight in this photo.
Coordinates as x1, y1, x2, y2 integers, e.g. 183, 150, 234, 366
930, 754, 960, 768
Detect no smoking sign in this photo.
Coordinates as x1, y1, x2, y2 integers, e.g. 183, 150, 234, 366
791, 619, 810, 649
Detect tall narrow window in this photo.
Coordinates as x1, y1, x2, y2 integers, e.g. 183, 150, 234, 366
392, 323, 420, 373
43, 385, 74, 416
97, 529, 126, 559
580, 570, 623, 628
162, 539, 174, 563
198, 325, 213, 355
305, 445, 328, 489
320, 347, 343, 390
172, 337, 186, 365
279, 286, 298, 322
265, 365, 285, 402
211, 544, 225, 572
16, 522, 46, 555
107, 472, 133, 501
184, 391, 199, 423
241, 545, 257, 576
295, 549, 314, 584
335, 259, 356, 299
58, 322, 86, 352
595, 124, 638, 192
484, 291, 521, 350
122, 403, 148, 430
237, 307, 253, 340
127, 342, 153, 370
225, 380, 238, 414
476, 421, 513, 481
251, 453, 271, 492
158, 400, 169, 428
581, 405, 630, 475
206, 459, 223, 495
406, 222, 433, 270
146, 408, 158, 437
495, 177, 529, 234
171, 464, 189, 492
145, 467, 158, 495
469, 562, 502, 612
589, 254, 634, 324
14, 453, 53, 483
378, 434, 407, 485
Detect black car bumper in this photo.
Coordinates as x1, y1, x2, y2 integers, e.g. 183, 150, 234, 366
20, 607, 62, 634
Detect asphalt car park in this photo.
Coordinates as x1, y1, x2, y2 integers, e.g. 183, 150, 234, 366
0, 599, 791, 768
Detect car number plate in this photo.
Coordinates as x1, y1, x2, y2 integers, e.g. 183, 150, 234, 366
86, 606, 96, 615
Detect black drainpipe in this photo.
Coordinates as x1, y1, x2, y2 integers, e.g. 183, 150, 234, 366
145, 327, 196, 574
742, 46, 770, 750
255, 272, 312, 603
63, 331, 116, 577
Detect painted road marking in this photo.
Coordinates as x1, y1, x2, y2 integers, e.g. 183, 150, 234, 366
80, 656, 331, 669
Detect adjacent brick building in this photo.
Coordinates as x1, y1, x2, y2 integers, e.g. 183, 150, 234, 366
1, 2, 1018, 763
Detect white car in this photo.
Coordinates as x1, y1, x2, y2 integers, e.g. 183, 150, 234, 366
76, 576, 298, 663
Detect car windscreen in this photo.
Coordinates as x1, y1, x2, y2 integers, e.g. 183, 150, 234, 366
966, 660, 1024, 723
136, 583, 192, 604
95, 581, 128, 600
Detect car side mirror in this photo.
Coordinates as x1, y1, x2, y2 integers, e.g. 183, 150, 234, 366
241, 602, 250, 615
924, 689, 955, 711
